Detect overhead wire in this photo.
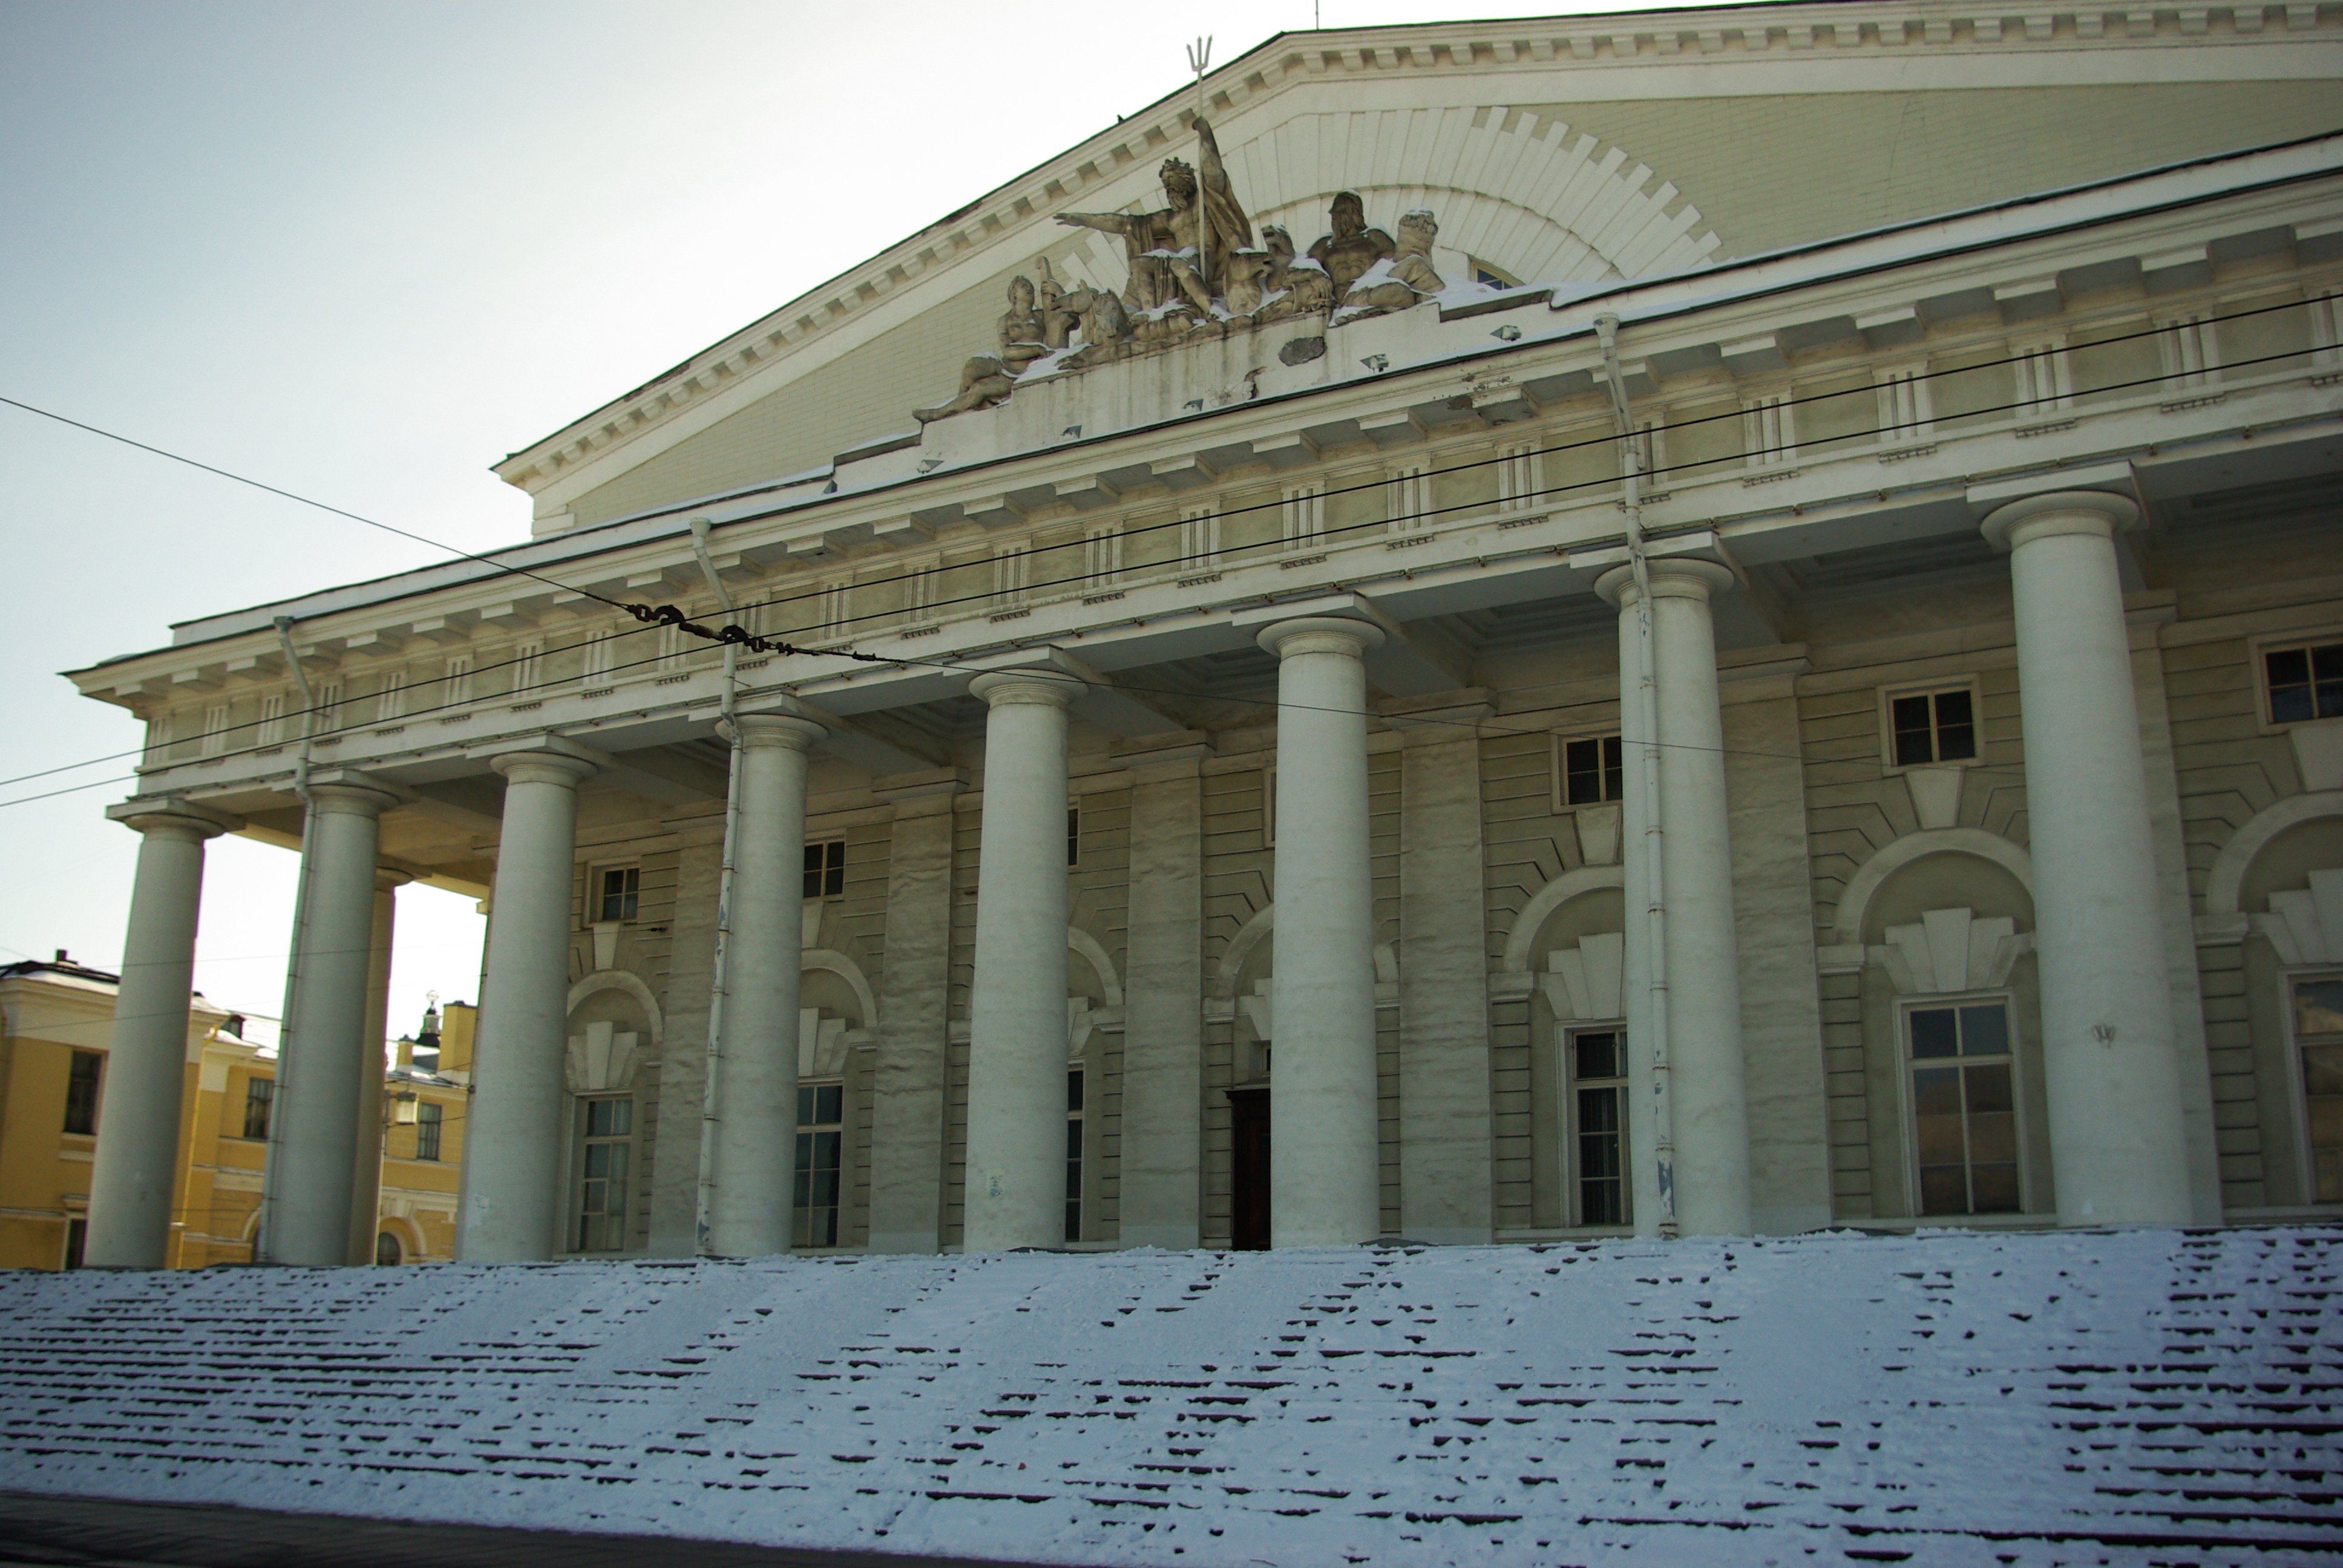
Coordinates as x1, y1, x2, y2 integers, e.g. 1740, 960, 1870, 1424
1, 296, 2326, 810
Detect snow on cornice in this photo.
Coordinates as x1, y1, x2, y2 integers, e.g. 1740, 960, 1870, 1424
487, 0, 2341, 503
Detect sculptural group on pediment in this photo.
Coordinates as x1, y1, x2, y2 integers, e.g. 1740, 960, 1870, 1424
913, 117, 1449, 423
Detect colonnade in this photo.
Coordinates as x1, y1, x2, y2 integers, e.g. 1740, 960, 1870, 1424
79, 487, 2195, 1269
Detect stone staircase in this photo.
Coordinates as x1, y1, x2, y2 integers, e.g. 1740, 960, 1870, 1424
0, 1226, 2333, 1565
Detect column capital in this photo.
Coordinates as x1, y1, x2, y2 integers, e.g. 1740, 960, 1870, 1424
1594, 557, 1737, 608
374, 866, 415, 892
969, 669, 1084, 709
1255, 615, 1386, 660
307, 774, 405, 817
726, 711, 827, 751
106, 798, 234, 841
490, 743, 601, 788
1980, 489, 2140, 554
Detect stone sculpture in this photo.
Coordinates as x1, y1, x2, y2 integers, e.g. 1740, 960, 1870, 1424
1339, 209, 1444, 316
912, 126, 1456, 422
1307, 191, 1397, 302
913, 276, 1052, 423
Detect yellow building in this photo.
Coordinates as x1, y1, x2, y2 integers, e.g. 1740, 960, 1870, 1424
0, 953, 468, 1270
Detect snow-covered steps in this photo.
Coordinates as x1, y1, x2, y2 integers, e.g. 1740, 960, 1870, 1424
0, 1227, 2335, 1566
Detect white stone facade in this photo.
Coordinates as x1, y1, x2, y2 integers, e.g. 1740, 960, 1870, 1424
67, 5, 2343, 1263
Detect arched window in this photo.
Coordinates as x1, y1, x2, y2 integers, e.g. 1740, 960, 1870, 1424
374, 1230, 402, 1266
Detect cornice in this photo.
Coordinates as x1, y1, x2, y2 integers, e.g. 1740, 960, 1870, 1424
489, 1, 2342, 502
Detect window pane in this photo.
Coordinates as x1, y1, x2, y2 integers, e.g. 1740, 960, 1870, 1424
1931, 691, 1976, 761
1564, 738, 1601, 804
1909, 1009, 1958, 1059
1958, 1004, 2010, 1057
1066, 1118, 1085, 1159
796, 1086, 816, 1125
2313, 644, 2343, 681
2272, 684, 2316, 725
63, 1052, 101, 1136
1602, 736, 1624, 803
609, 1099, 632, 1136
2266, 646, 2311, 685
1968, 1162, 2021, 1213
1918, 1166, 1970, 1216
586, 1099, 612, 1137
816, 1083, 843, 1124
1575, 1031, 1621, 1082
1891, 695, 1935, 765
1066, 1070, 1085, 1112
802, 843, 824, 899
1963, 1062, 2014, 1116
2295, 979, 2343, 1037
585, 1143, 611, 1178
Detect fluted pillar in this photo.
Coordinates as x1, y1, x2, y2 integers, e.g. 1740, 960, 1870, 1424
258, 779, 400, 1266
706, 707, 826, 1257
1599, 558, 1752, 1238
962, 670, 1081, 1252
85, 802, 227, 1268
458, 742, 600, 1261
1983, 492, 2191, 1224
1258, 617, 1385, 1248
348, 867, 408, 1264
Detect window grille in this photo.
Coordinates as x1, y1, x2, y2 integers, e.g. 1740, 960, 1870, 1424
596, 866, 639, 923
62, 1051, 102, 1136
1556, 734, 1625, 807
241, 1077, 273, 1140
804, 839, 847, 898
576, 1097, 633, 1251
1906, 1000, 2020, 1216
415, 1102, 443, 1163
794, 1083, 845, 1247
1887, 687, 1978, 767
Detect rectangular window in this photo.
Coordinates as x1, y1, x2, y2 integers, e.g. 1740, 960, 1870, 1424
1282, 483, 1326, 546
793, 1082, 844, 1247
1557, 733, 1625, 807
200, 702, 229, 757
444, 655, 474, 708
577, 1096, 632, 1251
1385, 465, 1429, 532
803, 839, 846, 898
257, 691, 287, 747
1498, 440, 1542, 511
1568, 1029, 1627, 1227
1875, 365, 1933, 441
2155, 311, 2220, 391
2293, 975, 2343, 1203
2010, 336, 2073, 416
1179, 504, 1221, 568
241, 1077, 274, 1140
2264, 640, 2343, 726
1887, 686, 1978, 768
1066, 1068, 1086, 1243
415, 1102, 443, 1163
511, 641, 543, 696
63, 1217, 87, 1271
1067, 803, 1081, 867
1084, 526, 1123, 589
1741, 391, 1797, 467
1906, 1000, 2020, 1217
62, 1051, 102, 1135
596, 866, 639, 923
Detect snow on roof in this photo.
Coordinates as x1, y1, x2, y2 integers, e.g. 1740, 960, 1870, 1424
0, 1227, 2334, 1562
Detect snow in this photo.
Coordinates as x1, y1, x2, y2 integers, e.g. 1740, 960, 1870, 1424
0, 1227, 2335, 1564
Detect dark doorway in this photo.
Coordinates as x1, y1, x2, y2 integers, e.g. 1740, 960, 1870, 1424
1228, 1088, 1270, 1250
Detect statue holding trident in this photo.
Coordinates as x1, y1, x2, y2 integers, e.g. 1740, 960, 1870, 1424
1055, 38, 1252, 315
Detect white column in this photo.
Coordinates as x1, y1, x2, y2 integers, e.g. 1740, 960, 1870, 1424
1119, 744, 1207, 1250
85, 802, 226, 1269
1982, 492, 2192, 1224
261, 779, 399, 1266
1259, 617, 1385, 1248
347, 868, 406, 1264
706, 707, 825, 1257
962, 670, 1081, 1252
458, 743, 600, 1262
1601, 559, 1752, 1238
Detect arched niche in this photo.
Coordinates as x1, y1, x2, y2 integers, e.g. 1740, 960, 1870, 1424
1834, 829, 2034, 949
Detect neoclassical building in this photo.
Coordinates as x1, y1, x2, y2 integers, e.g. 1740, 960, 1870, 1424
67, 3, 2343, 1268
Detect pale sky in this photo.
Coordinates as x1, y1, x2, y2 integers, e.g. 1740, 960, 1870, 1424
0, 0, 1723, 1035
